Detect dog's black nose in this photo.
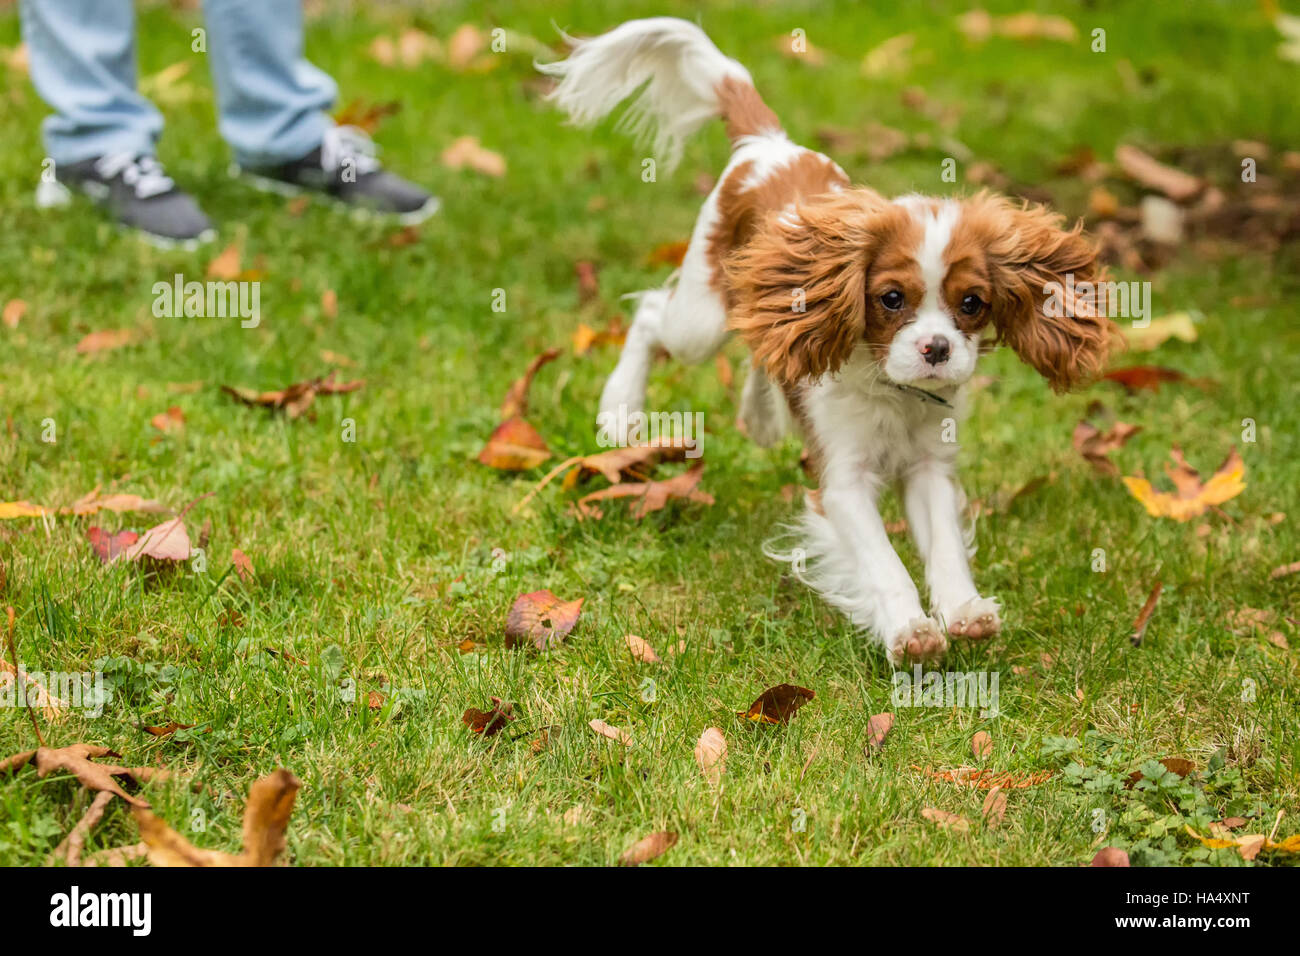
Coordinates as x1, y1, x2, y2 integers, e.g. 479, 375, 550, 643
921, 335, 951, 366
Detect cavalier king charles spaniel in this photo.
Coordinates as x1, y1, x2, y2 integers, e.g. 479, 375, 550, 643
541, 18, 1114, 665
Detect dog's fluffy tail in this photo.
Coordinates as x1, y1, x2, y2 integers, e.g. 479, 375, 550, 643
538, 17, 781, 172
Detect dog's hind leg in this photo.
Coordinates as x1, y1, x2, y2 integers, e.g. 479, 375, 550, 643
597, 196, 730, 442
739, 364, 791, 447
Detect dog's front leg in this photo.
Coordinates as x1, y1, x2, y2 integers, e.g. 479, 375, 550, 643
820, 471, 947, 664
903, 460, 1001, 640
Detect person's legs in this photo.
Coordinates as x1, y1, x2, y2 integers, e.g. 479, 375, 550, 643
203, 0, 437, 222
19, 0, 163, 165
201, 0, 336, 167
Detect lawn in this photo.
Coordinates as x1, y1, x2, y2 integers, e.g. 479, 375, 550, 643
1, 0, 1298, 867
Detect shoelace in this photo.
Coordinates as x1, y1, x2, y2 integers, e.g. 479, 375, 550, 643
320, 125, 381, 177
93, 153, 175, 199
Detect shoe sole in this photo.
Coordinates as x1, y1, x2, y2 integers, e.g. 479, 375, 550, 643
233, 165, 441, 226
35, 180, 217, 251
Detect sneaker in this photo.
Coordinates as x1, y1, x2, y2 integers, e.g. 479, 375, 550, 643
36, 153, 216, 250
234, 125, 440, 225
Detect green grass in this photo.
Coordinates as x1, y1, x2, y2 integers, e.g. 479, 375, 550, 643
1, 0, 1298, 866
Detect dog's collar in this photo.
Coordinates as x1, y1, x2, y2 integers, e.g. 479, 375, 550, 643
890, 382, 955, 408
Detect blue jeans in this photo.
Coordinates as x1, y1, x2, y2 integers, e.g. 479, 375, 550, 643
19, 0, 336, 166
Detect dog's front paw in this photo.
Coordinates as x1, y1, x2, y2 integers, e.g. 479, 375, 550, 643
944, 596, 1001, 641
887, 616, 948, 666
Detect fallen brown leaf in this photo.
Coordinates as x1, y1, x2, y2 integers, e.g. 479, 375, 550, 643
2, 299, 26, 329
1072, 419, 1141, 476
921, 806, 970, 833
972, 731, 993, 760
500, 348, 560, 419
619, 830, 677, 865
694, 727, 726, 785
478, 417, 552, 471
442, 136, 506, 177
573, 461, 714, 520
134, 768, 300, 866
222, 371, 363, 419
1123, 447, 1245, 521
624, 634, 660, 663
231, 548, 254, 583
739, 683, 814, 725
462, 697, 515, 736
505, 589, 583, 650
982, 786, 1007, 829
589, 718, 632, 746
1115, 144, 1205, 202
1091, 846, 1131, 866
76, 329, 135, 355
866, 712, 895, 751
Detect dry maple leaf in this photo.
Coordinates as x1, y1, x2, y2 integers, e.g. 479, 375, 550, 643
866, 712, 895, 751
478, 418, 552, 471
972, 731, 994, 760
1100, 365, 1194, 392
1123, 446, 1245, 521
0, 659, 67, 719
500, 348, 560, 419
505, 589, 583, 650
134, 768, 300, 867
442, 135, 506, 177
694, 727, 727, 786
50, 790, 116, 867
514, 441, 689, 514
3, 744, 158, 807
589, 718, 632, 746
624, 633, 660, 663
739, 683, 815, 724
619, 830, 677, 866
76, 329, 135, 355
573, 461, 714, 520
462, 697, 515, 737
222, 371, 363, 420
921, 806, 970, 833
1072, 419, 1141, 476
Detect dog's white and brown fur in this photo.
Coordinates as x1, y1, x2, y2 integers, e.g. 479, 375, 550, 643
541, 18, 1114, 665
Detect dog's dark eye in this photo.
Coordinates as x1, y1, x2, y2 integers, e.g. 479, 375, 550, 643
960, 294, 984, 316
879, 290, 905, 312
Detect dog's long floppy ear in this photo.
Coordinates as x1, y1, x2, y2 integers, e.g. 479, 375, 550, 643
725, 189, 904, 385
963, 192, 1117, 392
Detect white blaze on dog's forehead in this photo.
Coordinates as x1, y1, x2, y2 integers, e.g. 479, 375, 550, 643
893, 196, 959, 312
